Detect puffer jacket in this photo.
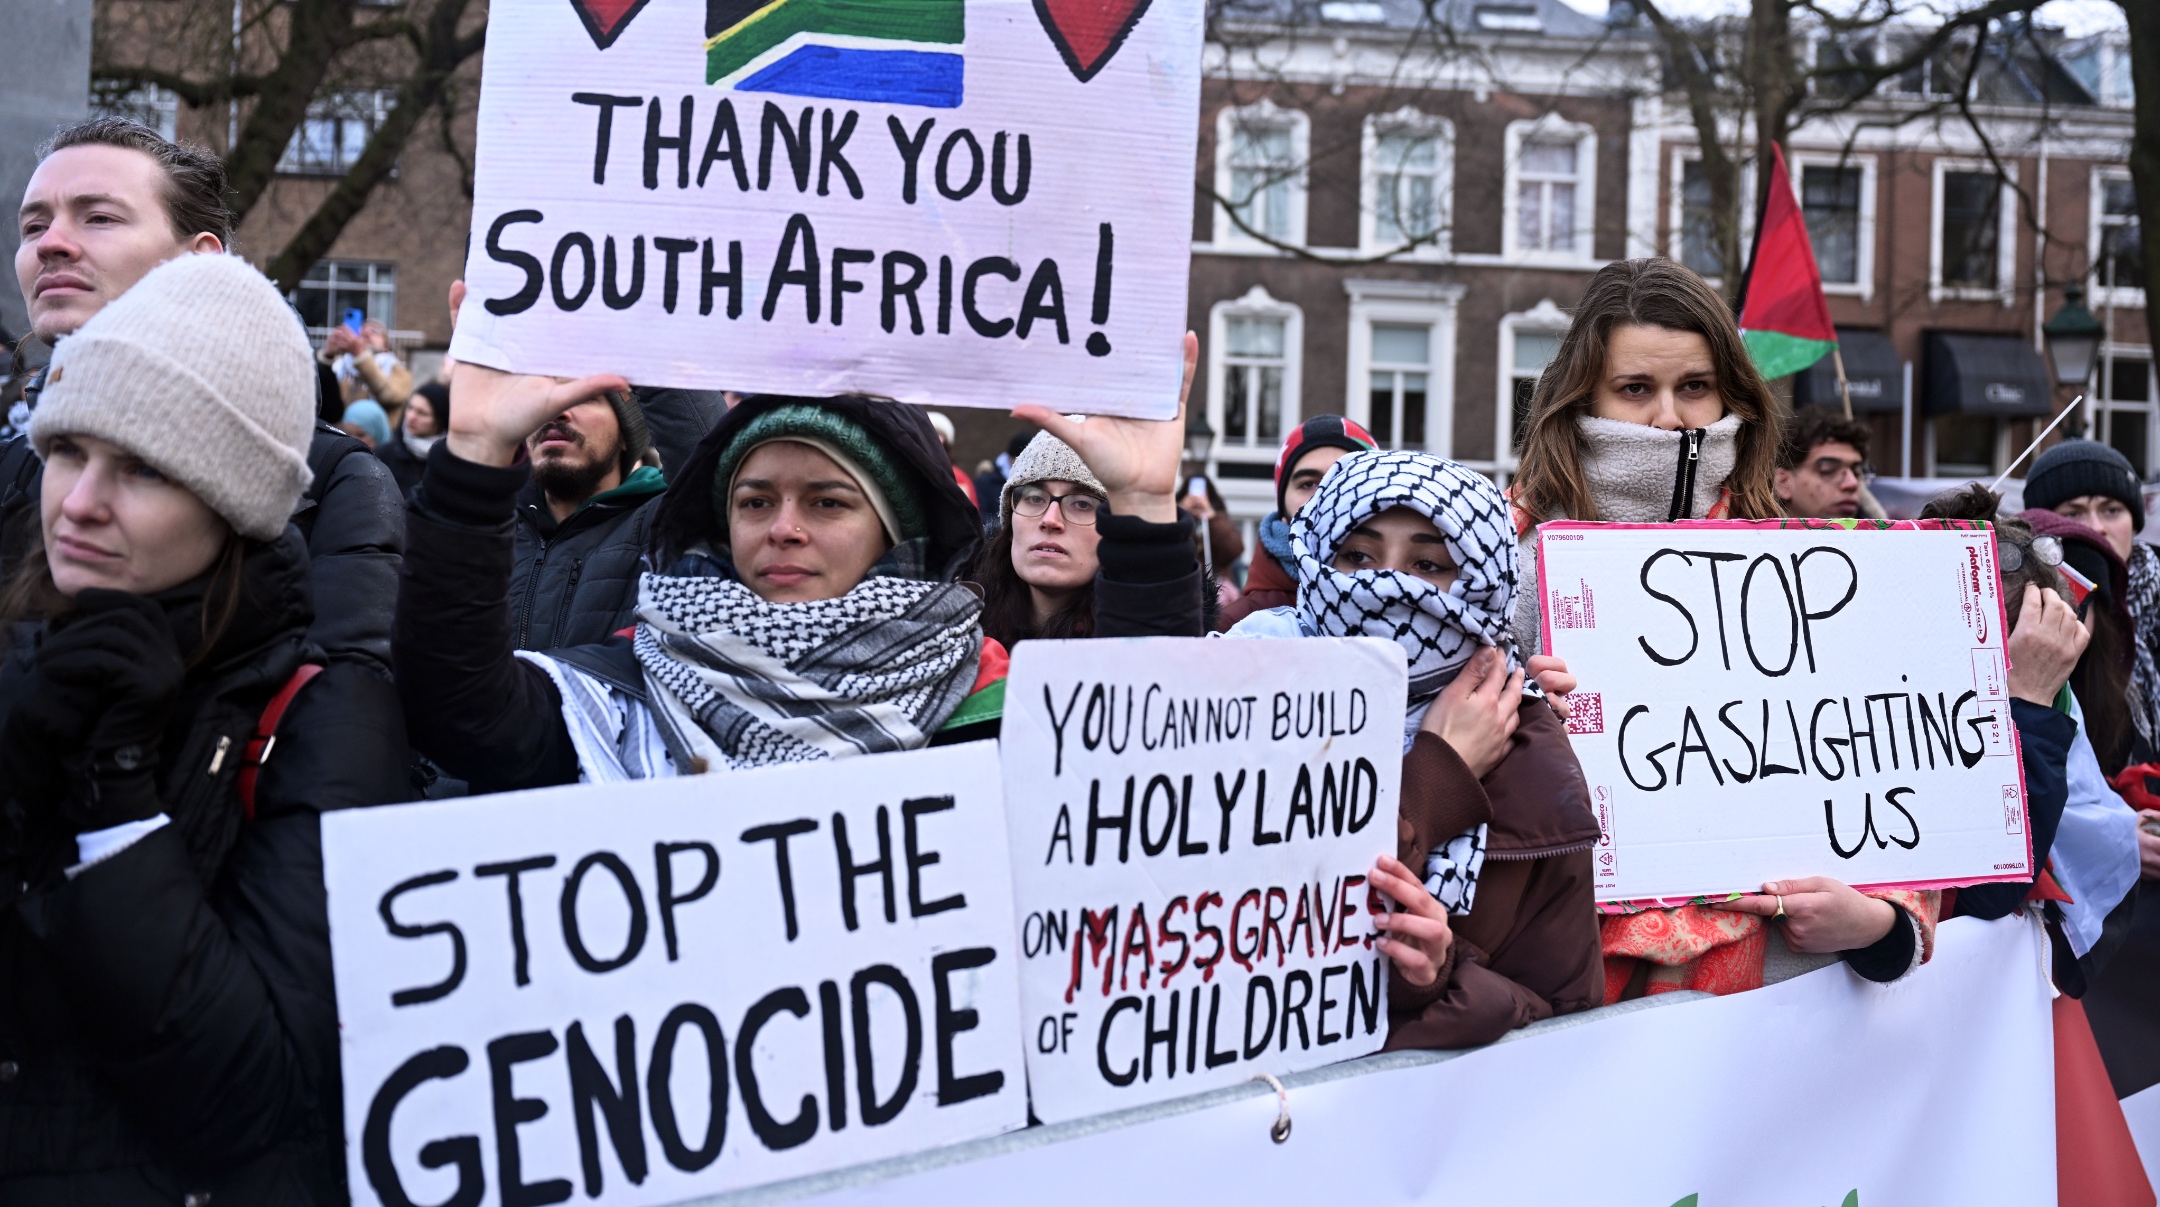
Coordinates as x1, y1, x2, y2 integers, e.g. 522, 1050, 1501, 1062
395, 395, 1207, 793
0, 389, 404, 677
0, 531, 413, 1205
510, 466, 667, 650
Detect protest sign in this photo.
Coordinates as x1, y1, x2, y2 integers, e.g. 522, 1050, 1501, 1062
1537, 520, 2031, 903
445, 0, 1203, 417
778, 916, 2054, 1207
323, 742, 1027, 1207
998, 637, 1406, 1125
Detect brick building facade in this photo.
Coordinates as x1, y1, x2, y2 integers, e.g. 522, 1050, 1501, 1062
83, 4, 2144, 518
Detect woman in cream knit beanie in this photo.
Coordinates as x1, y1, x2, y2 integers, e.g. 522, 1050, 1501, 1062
0, 251, 411, 1202
970, 429, 1113, 646
30, 252, 316, 544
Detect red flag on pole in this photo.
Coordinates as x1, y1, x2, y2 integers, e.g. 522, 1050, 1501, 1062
1736, 143, 1838, 380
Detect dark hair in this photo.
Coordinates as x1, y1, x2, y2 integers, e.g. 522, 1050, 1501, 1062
39, 117, 235, 250
1779, 406, 1871, 469
967, 522, 1094, 648
1512, 258, 1784, 522
1920, 485, 2135, 769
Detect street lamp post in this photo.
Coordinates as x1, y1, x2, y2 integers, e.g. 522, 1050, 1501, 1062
1182, 410, 1216, 572
2042, 284, 2103, 438
1183, 410, 1215, 472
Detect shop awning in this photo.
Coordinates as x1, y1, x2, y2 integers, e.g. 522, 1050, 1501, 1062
1792, 328, 1903, 414
1922, 332, 2055, 418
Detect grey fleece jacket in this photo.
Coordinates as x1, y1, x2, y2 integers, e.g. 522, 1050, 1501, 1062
1513, 413, 1743, 658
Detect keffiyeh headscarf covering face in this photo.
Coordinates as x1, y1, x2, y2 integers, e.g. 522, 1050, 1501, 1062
1292, 449, 1522, 701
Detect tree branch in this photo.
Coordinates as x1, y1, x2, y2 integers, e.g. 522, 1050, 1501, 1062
91, 65, 265, 108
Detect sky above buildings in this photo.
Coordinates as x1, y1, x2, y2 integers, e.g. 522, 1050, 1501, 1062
1551, 0, 2127, 36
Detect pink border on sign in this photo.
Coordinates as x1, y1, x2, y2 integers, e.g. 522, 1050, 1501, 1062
1533, 517, 2034, 903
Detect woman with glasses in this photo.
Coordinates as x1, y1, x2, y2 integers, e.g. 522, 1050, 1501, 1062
969, 430, 1208, 649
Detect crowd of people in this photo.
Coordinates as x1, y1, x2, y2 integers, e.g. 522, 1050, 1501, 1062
5, 117, 2160, 1203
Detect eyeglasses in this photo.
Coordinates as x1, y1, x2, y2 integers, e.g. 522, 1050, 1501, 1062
1808, 456, 1874, 483
1997, 534, 2063, 575
1012, 486, 1104, 525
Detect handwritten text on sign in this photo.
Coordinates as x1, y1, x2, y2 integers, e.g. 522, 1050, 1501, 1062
323, 743, 1026, 1207
446, 0, 1202, 416
1537, 521, 2031, 903
1000, 638, 1406, 1124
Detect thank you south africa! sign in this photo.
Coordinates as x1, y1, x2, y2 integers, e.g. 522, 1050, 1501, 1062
448, 0, 1203, 417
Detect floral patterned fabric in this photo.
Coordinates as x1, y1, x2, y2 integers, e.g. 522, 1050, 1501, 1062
1599, 890, 1940, 1002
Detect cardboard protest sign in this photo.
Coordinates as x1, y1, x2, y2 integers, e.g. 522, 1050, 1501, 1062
323, 743, 1027, 1207
446, 0, 1203, 416
1000, 638, 1405, 1124
1537, 520, 2032, 903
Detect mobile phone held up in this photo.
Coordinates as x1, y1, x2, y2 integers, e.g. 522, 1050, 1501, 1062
343, 309, 365, 336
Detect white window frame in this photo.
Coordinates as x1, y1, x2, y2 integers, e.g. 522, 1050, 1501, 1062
1344, 279, 1465, 460
279, 90, 395, 177
2091, 166, 2146, 309
2094, 341, 2157, 475
90, 84, 179, 140
1503, 115, 1598, 264
1789, 150, 1877, 302
1205, 286, 1304, 468
1495, 298, 1571, 476
1213, 100, 1310, 251
1929, 157, 2018, 306
1666, 148, 1755, 286
1359, 108, 1454, 259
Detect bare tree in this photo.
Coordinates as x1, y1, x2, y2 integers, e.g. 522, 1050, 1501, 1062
93, 0, 485, 290
1633, 0, 2053, 300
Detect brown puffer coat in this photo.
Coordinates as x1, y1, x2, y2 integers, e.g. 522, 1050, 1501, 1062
1384, 697, 1603, 1051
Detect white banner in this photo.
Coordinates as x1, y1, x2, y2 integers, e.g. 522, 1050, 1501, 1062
324, 743, 1028, 1207
768, 916, 2054, 1207
447, 0, 1202, 416
1537, 521, 2033, 903
998, 638, 1406, 1124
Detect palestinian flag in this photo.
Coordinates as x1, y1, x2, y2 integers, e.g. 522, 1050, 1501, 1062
1735, 143, 1837, 380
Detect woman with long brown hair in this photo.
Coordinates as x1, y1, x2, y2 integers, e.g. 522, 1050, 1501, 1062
1508, 257, 1783, 658
1511, 258, 1960, 1000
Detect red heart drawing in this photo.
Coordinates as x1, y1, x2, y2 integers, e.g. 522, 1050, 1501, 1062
570, 0, 650, 49
1033, 0, 1154, 82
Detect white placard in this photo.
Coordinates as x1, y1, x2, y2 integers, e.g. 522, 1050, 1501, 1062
999, 638, 1406, 1124
446, 0, 1202, 417
1538, 520, 2033, 903
324, 743, 1028, 1207
784, 917, 2054, 1207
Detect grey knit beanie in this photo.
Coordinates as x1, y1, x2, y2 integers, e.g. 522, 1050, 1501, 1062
1000, 428, 1108, 525
30, 254, 315, 541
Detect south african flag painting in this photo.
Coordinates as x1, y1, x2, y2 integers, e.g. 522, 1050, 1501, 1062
706, 0, 966, 108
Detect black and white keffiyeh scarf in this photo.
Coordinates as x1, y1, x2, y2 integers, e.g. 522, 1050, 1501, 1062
2125, 542, 2160, 750
631, 572, 983, 770
1292, 449, 1525, 700
1291, 449, 1523, 915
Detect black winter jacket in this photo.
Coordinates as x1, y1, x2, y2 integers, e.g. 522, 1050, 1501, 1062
510, 469, 666, 650
0, 416, 405, 677
395, 396, 1206, 793
373, 430, 429, 500
1955, 698, 2075, 921
0, 532, 413, 1205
